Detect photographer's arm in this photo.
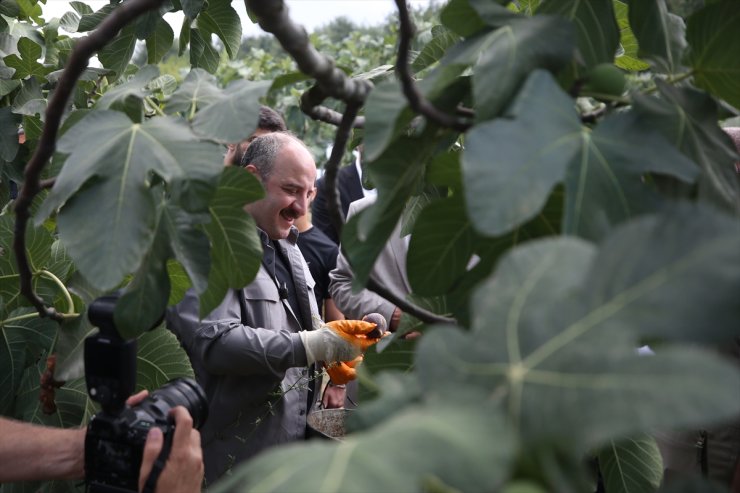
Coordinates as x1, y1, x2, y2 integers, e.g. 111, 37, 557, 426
0, 417, 85, 482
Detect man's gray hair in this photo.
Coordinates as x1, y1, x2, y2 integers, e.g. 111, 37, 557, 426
239, 132, 296, 181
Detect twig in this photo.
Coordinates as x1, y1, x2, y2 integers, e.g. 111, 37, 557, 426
366, 275, 456, 325
13, 0, 166, 320
394, 0, 471, 132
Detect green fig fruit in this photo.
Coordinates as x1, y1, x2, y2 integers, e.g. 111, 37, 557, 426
584, 63, 626, 97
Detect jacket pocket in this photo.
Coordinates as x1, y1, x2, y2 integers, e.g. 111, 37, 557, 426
242, 277, 282, 329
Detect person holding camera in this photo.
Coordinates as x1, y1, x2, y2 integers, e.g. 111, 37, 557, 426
0, 391, 203, 492
167, 132, 375, 484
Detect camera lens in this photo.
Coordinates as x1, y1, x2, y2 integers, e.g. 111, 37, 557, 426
150, 377, 208, 429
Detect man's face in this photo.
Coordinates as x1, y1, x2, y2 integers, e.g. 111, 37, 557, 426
245, 141, 316, 239
224, 128, 273, 166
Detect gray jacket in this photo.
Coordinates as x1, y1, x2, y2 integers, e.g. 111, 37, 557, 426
329, 195, 411, 323
166, 227, 322, 484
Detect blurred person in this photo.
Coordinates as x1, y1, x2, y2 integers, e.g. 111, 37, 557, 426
311, 147, 373, 244
223, 105, 287, 166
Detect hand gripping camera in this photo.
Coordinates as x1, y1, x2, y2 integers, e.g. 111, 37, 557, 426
84, 294, 208, 493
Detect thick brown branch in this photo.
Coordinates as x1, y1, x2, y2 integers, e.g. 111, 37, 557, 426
13, 0, 165, 320
245, 1, 372, 118
394, 0, 471, 132
323, 101, 362, 239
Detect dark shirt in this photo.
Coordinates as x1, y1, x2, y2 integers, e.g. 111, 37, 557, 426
296, 226, 339, 309
311, 164, 365, 244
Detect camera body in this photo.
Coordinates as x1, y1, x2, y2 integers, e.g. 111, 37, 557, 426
83, 294, 207, 493
85, 378, 206, 492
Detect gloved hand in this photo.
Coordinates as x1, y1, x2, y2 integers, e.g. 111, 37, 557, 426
299, 320, 379, 365
325, 355, 363, 385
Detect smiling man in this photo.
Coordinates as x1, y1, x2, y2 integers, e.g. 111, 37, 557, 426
167, 132, 367, 484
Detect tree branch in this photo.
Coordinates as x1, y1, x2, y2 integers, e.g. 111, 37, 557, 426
250, 0, 456, 327
246, 0, 372, 120
13, 0, 166, 320
300, 85, 365, 128
323, 101, 362, 241
366, 276, 456, 326
394, 0, 471, 132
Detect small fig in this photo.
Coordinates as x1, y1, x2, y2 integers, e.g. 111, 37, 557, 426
362, 313, 387, 339
584, 63, 626, 97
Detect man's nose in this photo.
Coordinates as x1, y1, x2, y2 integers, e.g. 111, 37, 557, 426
294, 194, 309, 215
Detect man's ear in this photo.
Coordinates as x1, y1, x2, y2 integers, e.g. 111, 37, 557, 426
244, 164, 260, 178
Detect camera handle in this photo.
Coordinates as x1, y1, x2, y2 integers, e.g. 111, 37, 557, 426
141, 427, 174, 493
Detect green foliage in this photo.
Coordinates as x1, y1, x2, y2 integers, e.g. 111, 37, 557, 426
2, 0, 740, 492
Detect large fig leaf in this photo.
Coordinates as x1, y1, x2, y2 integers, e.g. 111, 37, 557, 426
463, 70, 698, 241
627, 0, 686, 74
685, 0, 740, 110
417, 206, 740, 452
164, 67, 221, 116
37, 111, 223, 292
344, 134, 437, 287
439, 0, 488, 37
0, 216, 75, 317
144, 18, 174, 65
97, 24, 136, 79
362, 79, 415, 162
75, 2, 117, 33
191, 79, 271, 143
211, 403, 516, 493
633, 81, 740, 214
562, 110, 698, 241
538, 0, 619, 69
114, 202, 174, 339
463, 70, 579, 237
95, 64, 159, 122
3, 37, 49, 79
196, 0, 241, 59
411, 24, 460, 74
135, 327, 194, 390
0, 308, 56, 416
468, 15, 575, 121
189, 27, 220, 74
407, 195, 477, 296
199, 166, 264, 317
598, 435, 663, 493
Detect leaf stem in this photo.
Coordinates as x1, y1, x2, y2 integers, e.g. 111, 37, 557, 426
145, 96, 165, 116
36, 269, 78, 316
3, 312, 41, 324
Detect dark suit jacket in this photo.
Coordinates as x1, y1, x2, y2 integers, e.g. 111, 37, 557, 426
312, 164, 364, 244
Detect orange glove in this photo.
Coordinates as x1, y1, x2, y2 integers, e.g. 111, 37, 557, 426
323, 319, 384, 384
325, 355, 363, 385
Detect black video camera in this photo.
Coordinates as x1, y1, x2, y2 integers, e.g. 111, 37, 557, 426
84, 293, 208, 493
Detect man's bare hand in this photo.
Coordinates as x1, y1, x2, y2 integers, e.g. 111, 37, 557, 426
138, 406, 203, 493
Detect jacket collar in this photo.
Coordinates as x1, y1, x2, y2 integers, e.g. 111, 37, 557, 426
256, 226, 299, 247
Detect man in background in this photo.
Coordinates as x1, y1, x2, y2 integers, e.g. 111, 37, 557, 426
311, 147, 372, 244
223, 105, 287, 166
